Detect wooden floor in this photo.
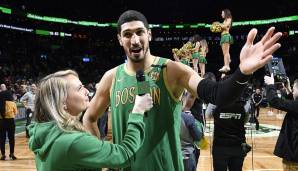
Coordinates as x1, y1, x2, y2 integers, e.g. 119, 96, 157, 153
0, 107, 285, 171
0, 132, 36, 171
198, 108, 284, 171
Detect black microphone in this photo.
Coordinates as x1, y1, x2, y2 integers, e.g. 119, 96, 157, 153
136, 69, 150, 96
136, 69, 150, 117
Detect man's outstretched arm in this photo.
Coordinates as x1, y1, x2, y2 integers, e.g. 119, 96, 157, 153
202, 27, 281, 105
169, 27, 282, 106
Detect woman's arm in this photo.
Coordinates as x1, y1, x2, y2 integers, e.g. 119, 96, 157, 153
70, 113, 145, 169
71, 94, 153, 169
221, 18, 232, 29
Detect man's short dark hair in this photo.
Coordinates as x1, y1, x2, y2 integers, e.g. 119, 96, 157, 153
117, 10, 149, 33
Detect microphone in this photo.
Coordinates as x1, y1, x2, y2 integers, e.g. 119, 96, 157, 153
136, 70, 150, 117
136, 69, 150, 96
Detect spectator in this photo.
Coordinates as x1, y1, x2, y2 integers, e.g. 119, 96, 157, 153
0, 90, 18, 160
20, 83, 37, 138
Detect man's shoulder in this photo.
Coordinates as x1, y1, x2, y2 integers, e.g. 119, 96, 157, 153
104, 67, 118, 80
159, 57, 173, 63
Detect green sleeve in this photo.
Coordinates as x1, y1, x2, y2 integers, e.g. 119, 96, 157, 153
69, 113, 145, 169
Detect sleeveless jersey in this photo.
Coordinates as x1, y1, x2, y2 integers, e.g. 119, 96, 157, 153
110, 57, 184, 171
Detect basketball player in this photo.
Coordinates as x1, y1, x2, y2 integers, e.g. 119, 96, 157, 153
83, 10, 282, 171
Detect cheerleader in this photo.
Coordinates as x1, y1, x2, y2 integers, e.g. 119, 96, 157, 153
190, 35, 202, 73
219, 9, 233, 73
198, 39, 208, 77
172, 44, 192, 67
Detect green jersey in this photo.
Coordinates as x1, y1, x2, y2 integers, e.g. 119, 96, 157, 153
110, 57, 184, 171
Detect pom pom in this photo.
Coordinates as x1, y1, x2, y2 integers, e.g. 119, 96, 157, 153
210, 21, 222, 33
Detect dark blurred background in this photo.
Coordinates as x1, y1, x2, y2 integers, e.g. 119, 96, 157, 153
0, 0, 297, 87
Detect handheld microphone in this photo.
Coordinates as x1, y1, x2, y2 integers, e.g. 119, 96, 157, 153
136, 69, 150, 95
136, 70, 150, 117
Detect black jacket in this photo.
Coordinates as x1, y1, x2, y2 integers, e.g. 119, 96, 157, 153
266, 85, 298, 162
212, 100, 247, 147
252, 93, 262, 106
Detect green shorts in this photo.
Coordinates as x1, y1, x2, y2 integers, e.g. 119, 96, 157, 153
220, 33, 234, 45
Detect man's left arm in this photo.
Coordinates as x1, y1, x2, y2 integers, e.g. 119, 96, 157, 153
167, 60, 251, 107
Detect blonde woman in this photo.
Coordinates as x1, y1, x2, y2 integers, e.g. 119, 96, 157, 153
190, 34, 202, 73
172, 45, 191, 67
198, 39, 209, 77
219, 9, 233, 73
28, 70, 153, 171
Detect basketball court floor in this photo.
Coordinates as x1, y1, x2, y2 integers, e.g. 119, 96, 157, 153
0, 107, 284, 171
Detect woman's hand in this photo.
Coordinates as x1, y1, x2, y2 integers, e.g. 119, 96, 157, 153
132, 94, 153, 115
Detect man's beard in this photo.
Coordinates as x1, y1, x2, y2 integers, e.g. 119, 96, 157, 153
130, 56, 143, 63
129, 48, 148, 63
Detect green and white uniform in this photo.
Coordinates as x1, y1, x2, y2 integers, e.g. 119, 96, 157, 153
110, 57, 184, 171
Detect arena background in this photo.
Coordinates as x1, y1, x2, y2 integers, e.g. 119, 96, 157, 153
0, 0, 298, 170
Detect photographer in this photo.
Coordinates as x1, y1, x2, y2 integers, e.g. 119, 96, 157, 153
264, 74, 298, 170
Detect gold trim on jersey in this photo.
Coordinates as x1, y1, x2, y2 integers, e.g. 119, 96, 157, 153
109, 68, 117, 99
124, 56, 159, 76
163, 59, 182, 103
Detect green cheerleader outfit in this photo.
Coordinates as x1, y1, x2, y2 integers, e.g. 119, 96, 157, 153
180, 58, 190, 66
198, 53, 207, 64
191, 42, 200, 59
192, 52, 200, 59
220, 33, 234, 45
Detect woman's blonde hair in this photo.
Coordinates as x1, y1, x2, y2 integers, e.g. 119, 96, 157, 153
34, 69, 86, 132
200, 39, 209, 53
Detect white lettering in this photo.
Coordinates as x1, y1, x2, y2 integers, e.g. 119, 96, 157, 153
219, 113, 242, 119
